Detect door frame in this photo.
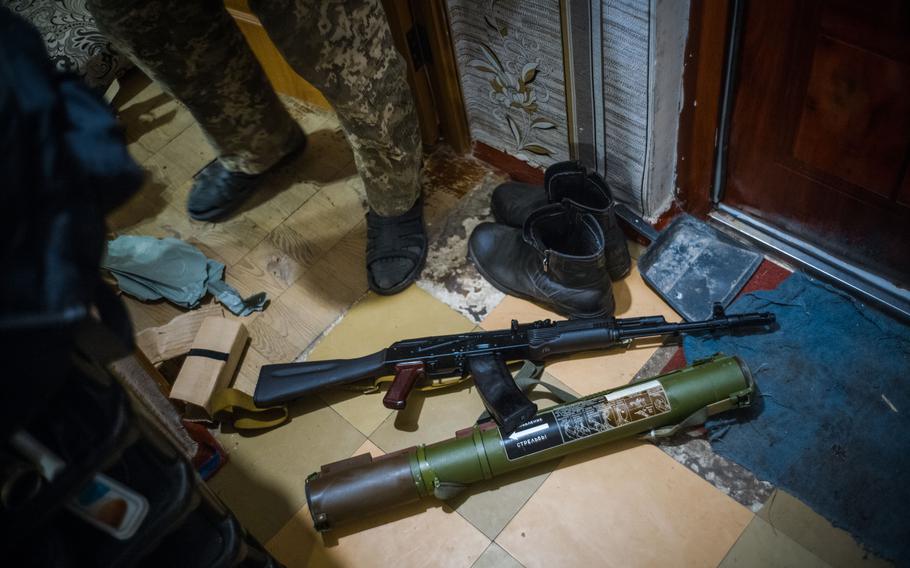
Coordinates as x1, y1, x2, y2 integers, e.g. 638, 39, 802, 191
675, 0, 910, 319
225, 0, 471, 152
674, 0, 731, 219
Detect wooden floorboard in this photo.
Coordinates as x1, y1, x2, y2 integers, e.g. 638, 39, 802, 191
106, 69, 487, 366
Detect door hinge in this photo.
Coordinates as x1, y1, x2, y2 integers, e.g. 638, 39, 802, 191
406, 24, 432, 71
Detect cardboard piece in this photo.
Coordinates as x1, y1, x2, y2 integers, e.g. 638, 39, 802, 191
135, 303, 224, 364
170, 317, 248, 417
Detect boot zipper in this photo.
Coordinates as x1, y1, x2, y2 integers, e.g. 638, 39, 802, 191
542, 250, 550, 273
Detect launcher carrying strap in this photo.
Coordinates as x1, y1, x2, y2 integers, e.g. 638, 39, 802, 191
211, 388, 288, 431
640, 380, 755, 441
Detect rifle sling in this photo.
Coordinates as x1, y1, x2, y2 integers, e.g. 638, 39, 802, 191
211, 388, 288, 431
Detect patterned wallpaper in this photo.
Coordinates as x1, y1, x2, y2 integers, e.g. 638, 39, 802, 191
446, 0, 571, 167
602, 0, 650, 212
446, 0, 676, 217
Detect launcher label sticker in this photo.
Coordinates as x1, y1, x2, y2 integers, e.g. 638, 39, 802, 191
602, 380, 671, 429
501, 380, 671, 460
501, 412, 564, 460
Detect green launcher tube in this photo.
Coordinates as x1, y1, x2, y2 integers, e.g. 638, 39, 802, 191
305, 354, 754, 531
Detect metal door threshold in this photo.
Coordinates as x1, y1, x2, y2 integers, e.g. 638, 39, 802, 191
709, 204, 910, 321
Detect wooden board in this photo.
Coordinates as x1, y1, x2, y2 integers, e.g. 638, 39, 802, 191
225, 0, 331, 109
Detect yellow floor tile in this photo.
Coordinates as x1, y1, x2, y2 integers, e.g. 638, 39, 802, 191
280, 176, 368, 259
253, 293, 327, 353
369, 379, 487, 452
236, 163, 324, 234
479, 263, 681, 396
189, 215, 269, 265
115, 75, 196, 155
123, 202, 198, 242
317, 219, 369, 295
496, 440, 752, 568
307, 286, 476, 436
230, 223, 323, 301
233, 345, 272, 396
451, 459, 557, 541
400, 372, 574, 540
127, 139, 155, 165
260, 269, 364, 353
155, 123, 215, 197
720, 516, 830, 568
267, 440, 490, 568
120, 294, 187, 332
757, 490, 891, 568
372, 369, 574, 539
267, 224, 320, 268
290, 127, 358, 185
478, 295, 555, 331
231, 245, 304, 301
247, 317, 309, 364
472, 543, 525, 568
142, 148, 198, 197
209, 397, 365, 543
247, 225, 320, 292
106, 180, 171, 235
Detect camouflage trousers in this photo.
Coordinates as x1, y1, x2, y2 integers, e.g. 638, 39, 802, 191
86, 0, 422, 216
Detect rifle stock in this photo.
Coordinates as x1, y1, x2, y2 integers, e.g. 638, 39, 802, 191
254, 350, 388, 406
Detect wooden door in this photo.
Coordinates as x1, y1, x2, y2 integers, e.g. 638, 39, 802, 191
724, 0, 910, 283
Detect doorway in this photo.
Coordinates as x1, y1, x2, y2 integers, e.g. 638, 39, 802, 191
707, 0, 910, 317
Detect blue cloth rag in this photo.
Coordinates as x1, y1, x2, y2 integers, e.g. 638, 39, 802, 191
684, 272, 910, 565
103, 236, 267, 316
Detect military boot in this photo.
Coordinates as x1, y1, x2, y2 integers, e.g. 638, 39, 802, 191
490, 161, 631, 280
468, 204, 614, 318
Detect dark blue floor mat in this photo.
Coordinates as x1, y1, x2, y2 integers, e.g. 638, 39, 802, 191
683, 272, 910, 565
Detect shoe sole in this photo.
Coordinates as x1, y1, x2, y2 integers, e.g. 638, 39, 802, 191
467, 243, 612, 319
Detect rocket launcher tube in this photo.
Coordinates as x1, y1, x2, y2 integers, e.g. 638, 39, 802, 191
305, 354, 754, 531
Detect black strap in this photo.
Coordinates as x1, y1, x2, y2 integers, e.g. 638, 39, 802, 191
188, 348, 229, 361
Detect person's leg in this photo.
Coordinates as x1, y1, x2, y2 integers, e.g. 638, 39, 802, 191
250, 0, 422, 216
86, 0, 304, 219
250, 0, 425, 294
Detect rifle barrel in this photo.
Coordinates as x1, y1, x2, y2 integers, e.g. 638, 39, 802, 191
528, 311, 774, 357
616, 312, 775, 340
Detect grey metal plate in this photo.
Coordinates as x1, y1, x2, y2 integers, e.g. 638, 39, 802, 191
638, 214, 762, 321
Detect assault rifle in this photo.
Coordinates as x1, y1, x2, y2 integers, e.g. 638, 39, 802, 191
254, 304, 774, 433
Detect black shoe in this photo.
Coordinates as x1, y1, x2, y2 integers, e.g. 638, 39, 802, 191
468, 204, 614, 318
187, 132, 307, 222
366, 199, 427, 295
491, 161, 631, 281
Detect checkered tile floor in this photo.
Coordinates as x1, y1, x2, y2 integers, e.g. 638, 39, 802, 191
110, 70, 886, 568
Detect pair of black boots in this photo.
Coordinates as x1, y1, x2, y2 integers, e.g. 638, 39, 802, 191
468, 161, 631, 318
